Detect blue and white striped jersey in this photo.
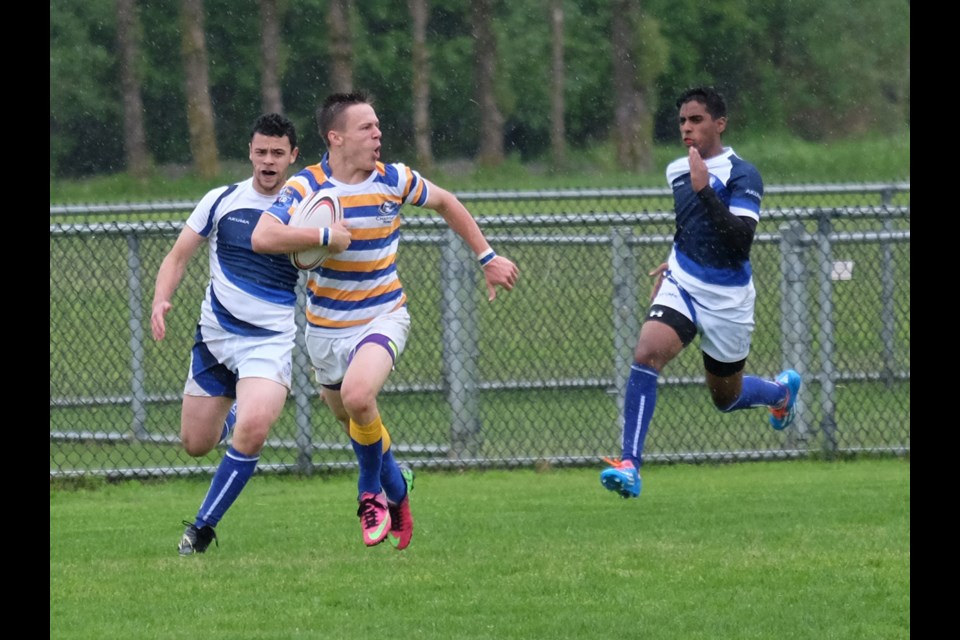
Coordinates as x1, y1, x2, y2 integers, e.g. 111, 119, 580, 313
186, 177, 299, 336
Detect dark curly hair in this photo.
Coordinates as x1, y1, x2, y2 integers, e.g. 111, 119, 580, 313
251, 113, 298, 150
676, 86, 727, 120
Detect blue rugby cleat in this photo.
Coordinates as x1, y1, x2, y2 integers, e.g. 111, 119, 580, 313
600, 457, 641, 498
769, 369, 802, 430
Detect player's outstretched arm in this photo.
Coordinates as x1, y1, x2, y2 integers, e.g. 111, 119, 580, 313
425, 181, 519, 301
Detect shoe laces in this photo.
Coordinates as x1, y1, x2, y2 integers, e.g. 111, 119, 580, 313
357, 496, 384, 528
602, 456, 634, 470
389, 499, 406, 529
770, 388, 791, 418
181, 519, 218, 549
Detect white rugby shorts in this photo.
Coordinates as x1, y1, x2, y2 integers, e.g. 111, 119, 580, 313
652, 273, 756, 363
183, 323, 296, 397
305, 306, 411, 387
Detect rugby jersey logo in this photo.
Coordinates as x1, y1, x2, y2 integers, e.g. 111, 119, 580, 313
377, 201, 400, 223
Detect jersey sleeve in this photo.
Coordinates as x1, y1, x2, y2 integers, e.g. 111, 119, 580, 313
185, 186, 230, 237
727, 163, 764, 222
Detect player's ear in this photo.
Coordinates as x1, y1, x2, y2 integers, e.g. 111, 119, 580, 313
715, 117, 727, 134
291, 147, 300, 163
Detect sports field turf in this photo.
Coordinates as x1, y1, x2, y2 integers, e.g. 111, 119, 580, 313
51, 458, 909, 640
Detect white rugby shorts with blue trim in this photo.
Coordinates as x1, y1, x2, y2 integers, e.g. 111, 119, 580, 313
183, 323, 296, 397
652, 268, 756, 364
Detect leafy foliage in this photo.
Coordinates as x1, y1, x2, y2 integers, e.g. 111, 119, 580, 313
50, 0, 910, 178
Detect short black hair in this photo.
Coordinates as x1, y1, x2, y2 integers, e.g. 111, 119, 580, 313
676, 86, 727, 120
251, 112, 298, 149
315, 92, 372, 148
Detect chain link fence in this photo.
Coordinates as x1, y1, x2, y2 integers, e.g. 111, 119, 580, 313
50, 183, 910, 479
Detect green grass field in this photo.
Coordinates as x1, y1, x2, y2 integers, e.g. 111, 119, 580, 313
50, 458, 909, 640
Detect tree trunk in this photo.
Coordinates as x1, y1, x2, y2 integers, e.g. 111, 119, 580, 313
327, 0, 353, 93
471, 0, 504, 167
408, 0, 433, 173
179, 0, 219, 179
549, 0, 567, 168
611, 0, 653, 173
116, 0, 152, 179
259, 0, 284, 114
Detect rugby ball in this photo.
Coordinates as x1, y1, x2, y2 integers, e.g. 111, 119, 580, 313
288, 189, 343, 270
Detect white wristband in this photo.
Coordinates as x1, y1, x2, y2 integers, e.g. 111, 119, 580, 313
477, 248, 496, 267
320, 227, 330, 247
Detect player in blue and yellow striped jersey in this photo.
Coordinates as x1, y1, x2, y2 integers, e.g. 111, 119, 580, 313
253, 92, 519, 549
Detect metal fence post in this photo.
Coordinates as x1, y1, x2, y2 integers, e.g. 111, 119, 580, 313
814, 213, 838, 457
441, 228, 481, 459
125, 233, 148, 440
49, 192, 911, 479
611, 227, 640, 425
778, 221, 811, 448
881, 190, 897, 388
293, 273, 314, 474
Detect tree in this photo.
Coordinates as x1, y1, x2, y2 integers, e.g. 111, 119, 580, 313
611, 0, 666, 172
408, 0, 433, 172
50, 2, 124, 178
115, 0, 152, 179
259, 0, 285, 114
328, 0, 353, 93
549, 0, 567, 167
472, 0, 504, 167
179, 0, 219, 179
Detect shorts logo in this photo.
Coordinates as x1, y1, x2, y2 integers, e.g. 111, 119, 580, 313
649, 310, 663, 318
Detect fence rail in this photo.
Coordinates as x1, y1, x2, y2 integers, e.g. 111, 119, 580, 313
50, 184, 910, 479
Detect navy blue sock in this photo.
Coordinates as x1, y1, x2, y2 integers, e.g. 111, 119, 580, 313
621, 364, 659, 468
350, 439, 383, 497
194, 446, 259, 529
219, 402, 237, 443
722, 375, 786, 412
380, 448, 408, 504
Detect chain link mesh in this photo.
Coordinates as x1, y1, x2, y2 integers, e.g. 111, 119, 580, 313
50, 184, 910, 479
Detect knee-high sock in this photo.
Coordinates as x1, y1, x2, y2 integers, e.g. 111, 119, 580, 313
380, 430, 408, 505
621, 364, 659, 468
219, 402, 237, 443
721, 375, 787, 412
350, 416, 384, 497
194, 445, 259, 528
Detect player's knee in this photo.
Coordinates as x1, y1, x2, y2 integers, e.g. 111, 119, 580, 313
712, 393, 737, 411
181, 432, 215, 457
339, 385, 375, 418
